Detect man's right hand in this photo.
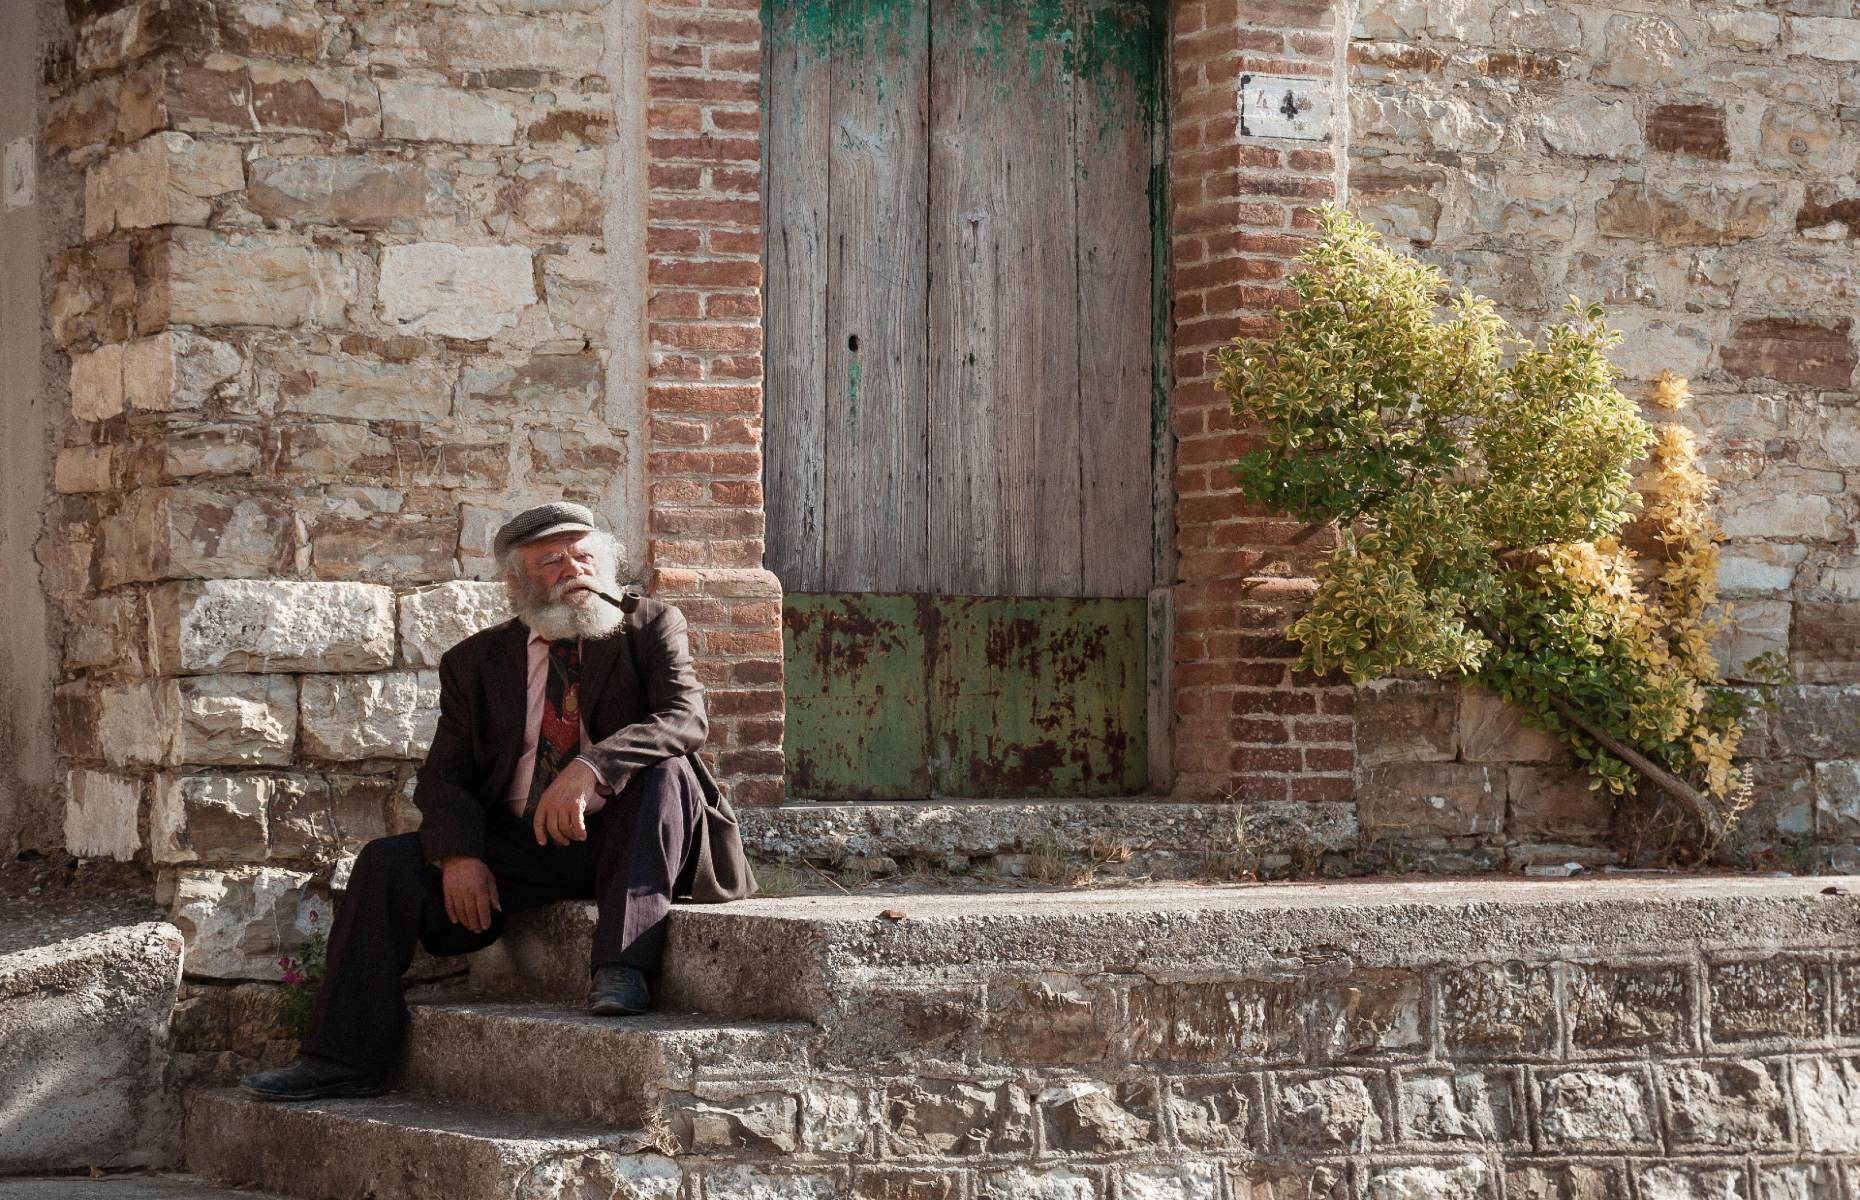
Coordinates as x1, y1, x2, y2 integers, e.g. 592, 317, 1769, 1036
439, 855, 500, 934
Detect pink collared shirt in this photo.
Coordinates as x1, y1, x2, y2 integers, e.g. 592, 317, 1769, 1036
505, 629, 610, 817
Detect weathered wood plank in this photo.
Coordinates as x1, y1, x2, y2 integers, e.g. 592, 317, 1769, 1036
928, 1, 1084, 598
824, 5, 931, 592
761, 6, 832, 592
1074, 0, 1157, 599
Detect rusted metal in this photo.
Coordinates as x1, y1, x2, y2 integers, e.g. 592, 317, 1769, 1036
784, 593, 1148, 799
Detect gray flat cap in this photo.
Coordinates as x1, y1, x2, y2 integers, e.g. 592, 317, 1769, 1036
493, 502, 598, 558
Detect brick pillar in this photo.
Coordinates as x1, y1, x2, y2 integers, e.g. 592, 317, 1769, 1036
1166, 0, 1357, 813
641, 0, 786, 808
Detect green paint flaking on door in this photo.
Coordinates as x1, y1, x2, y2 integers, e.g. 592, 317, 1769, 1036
784, 594, 931, 799
784, 594, 1148, 799
764, 0, 1161, 130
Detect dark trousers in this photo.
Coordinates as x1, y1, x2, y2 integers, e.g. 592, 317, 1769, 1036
301, 757, 703, 1075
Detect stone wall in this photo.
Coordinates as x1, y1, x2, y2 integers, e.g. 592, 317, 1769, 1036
1342, 0, 1860, 871
39, 0, 782, 977
445, 879, 1860, 1199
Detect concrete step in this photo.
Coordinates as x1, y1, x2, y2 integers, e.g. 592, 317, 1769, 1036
183, 1090, 679, 1200
395, 1001, 814, 1126
470, 875, 1860, 1023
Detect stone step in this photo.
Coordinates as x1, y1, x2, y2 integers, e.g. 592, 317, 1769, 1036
470, 875, 1860, 1023
0, 1175, 289, 1200
183, 1089, 680, 1200
394, 1001, 814, 1126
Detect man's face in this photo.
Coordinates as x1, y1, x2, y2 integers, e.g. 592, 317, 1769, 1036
519, 532, 598, 606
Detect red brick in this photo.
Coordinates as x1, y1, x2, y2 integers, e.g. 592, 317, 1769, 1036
649, 13, 760, 43
1231, 746, 1301, 773
1178, 432, 1253, 466
652, 507, 762, 538
648, 102, 703, 132
730, 775, 787, 807
648, 197, 759, 225
649, 258, 762, 288
649, 76, 760, 106
708, 229, 762, 255
709, 108, 761, 134
1286, 148, 1335, 173
709, 539, 766, 567
651, 418, 708, 446
649, 537, 706, 564
1176, 313, 1250, 345
711, 451, 763, 475
649, 163, 702, 189
651, 322, 761, 351
708, 46, 763, 74
710, 479, 762, 505
1302, 747, 1354, 772
1292, 717, 1353, 742
705, 293, 762, 319
652, 479, 704, 504
710, 417, 761, 446
648, 450, 712, 474
720, 749, 786, 776
648, 290, 703, 318
707, 626, 785, 656
648, 383, 761, 413
708, 169, 761, 197
732, 718, 785, 747
648, 40, 705, 68
709, 354, 762, 379
1231, 717, 1290, 744
651, 566, 702, 592
675, 598, 728, 625
649, 134, 761, 163
1290, 775, 1354, 803
1232, 689, 1318, 716
653, 354, 705, 380
647, 224, 703, 252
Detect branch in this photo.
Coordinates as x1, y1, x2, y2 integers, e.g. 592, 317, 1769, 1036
1466, 614, 1719, 839
1538, 691, 1720, 840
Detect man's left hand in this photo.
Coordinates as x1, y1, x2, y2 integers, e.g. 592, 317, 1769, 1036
533, 759, 600, 846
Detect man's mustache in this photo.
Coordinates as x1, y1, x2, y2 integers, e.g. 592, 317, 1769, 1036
538, 578, 637, 613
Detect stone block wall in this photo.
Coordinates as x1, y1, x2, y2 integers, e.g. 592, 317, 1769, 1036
665, 946, 1860, 1196
1342, 0, 1860, 870
614, 882, 1860, 1197
39, 0, 782, 975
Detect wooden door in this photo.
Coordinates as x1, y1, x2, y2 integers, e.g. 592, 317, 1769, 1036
764, 0, 1164, 799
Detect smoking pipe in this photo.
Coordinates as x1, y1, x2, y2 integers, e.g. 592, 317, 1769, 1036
591, 587, 642, 614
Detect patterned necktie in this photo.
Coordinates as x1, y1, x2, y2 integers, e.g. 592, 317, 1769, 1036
523, 638, 581, 819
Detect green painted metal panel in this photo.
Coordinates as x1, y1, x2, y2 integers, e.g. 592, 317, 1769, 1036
783, 594, 1147, 799
930, 597, 1148, 797
783, 594, 930, 799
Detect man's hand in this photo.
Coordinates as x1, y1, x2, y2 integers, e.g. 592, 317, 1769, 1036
533, 759, 601, 847
439, 855, 500, 934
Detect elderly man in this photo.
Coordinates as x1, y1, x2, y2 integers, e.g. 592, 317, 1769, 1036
241, 503, 755, 1102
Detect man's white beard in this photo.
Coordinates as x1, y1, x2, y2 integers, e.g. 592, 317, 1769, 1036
510, 576, 624, 642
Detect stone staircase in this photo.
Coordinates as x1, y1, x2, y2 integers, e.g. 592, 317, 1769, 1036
174, 877, 1860, 1200
183, 924, 819, 1200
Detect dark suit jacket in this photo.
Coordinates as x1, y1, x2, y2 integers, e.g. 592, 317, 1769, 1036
412, 595, 757, 903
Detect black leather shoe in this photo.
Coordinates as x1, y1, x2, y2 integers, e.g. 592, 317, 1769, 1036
588, 963, 651, 1016
240, 1055, 386, 1102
